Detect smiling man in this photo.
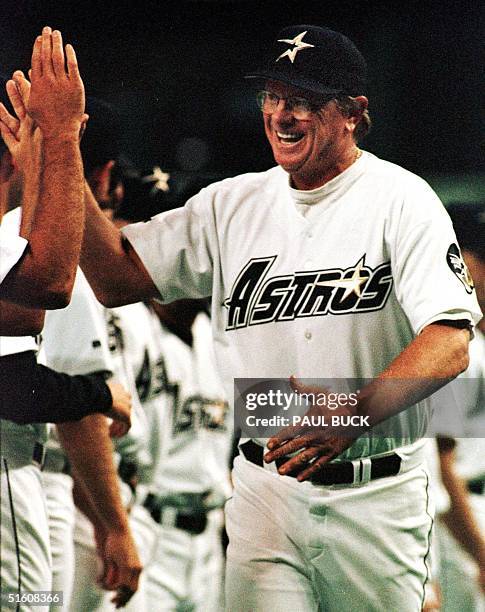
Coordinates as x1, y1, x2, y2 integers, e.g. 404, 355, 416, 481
79, 25, 481, 611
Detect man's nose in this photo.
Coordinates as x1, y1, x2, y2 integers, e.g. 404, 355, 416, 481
271, 99, 294, 122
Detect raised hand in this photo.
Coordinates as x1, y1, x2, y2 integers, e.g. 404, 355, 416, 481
28, 27, 85, 139
0, 72, 39, 172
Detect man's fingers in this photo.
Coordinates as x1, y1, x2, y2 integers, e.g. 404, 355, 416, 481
31, 36, 42, 79
111, 586, 136, 609
290, 375, 330, 398
109, 420, 129, 439
276, 446, 320, 475
0, 119, 18, 151
12, 71, 31, 105
0, 98, 20, 133
6, 80, 26, 122
289, 375, 306, 395
99, 561, 119, 590
65, 44, 80, 79
51, 30, 65, 77
296, 452, 334, 482
264, 434, 307, 462
41, 27, 54, 77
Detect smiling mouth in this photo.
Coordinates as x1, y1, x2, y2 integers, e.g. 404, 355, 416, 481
276, 131, 304, 145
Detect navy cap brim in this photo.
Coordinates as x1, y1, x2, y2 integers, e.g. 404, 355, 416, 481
244, 71, 344, 96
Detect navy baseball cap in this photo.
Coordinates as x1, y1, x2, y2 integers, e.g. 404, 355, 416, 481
81, 96, 121, 176
245, 25, 367, 96
447, 202, 485, 260
115, 167, 218, 222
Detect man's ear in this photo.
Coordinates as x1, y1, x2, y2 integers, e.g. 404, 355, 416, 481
88, 160, 115, 203
0, 150, 14, 184
345, 95, 368, 134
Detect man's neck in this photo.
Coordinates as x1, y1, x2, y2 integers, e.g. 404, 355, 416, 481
290, 146, 361, 191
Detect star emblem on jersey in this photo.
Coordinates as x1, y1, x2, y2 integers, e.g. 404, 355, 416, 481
446, 243, 474, 294
276, 31, 315, 64
142, 167, 170, 194
314, 256, 368, 300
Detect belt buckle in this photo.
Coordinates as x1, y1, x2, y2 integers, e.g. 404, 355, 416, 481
349, 457, 372, 487
161, 506, 178, 528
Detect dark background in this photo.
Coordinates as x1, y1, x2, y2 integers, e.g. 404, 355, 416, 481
0, 0, 483, 195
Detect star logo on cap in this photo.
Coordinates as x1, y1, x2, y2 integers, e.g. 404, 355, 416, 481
276, 31, 315, 64
142, 167, 170, 194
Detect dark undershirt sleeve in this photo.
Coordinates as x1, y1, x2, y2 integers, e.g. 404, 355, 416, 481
0, 350, 113, 425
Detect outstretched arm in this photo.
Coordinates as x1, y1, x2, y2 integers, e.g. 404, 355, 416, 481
61, 415, 143, 607
438, 438, 485, 592
0, 27, 86, 308
80, 182, 159, 307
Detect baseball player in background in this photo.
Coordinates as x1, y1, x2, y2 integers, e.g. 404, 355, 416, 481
425, 202, 485, 612
63, 102, 145, 611
110, 169, 232, 612
78, 25, 481, 611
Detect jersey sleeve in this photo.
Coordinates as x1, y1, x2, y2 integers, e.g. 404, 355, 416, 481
0, 210, 28, 285
42, 270, 114, 376
390, 181, 482, 334
121, 189, 215, 302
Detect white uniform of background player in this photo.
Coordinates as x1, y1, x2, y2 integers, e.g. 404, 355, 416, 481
0, 208, 51, 611
139, 306, 231, 612
69, 302, 148, 612
428, 329, 485, 612
108, 301, 159, 612
41, 268, 115, 610
122, 146, 481, 611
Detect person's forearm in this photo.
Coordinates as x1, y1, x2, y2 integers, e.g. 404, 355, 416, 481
0, 137, 84, 308
28, 136, 85, 303
0, 300, 45, 335
356, 324, 470, 427
72, 473, 105, 531
440, 455, 485, 564
18, 144, 41, 238
80, 183, 158, 307
57, 414, 130, 532
0, 352, 112, 424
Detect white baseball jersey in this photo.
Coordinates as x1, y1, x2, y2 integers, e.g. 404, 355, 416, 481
0, 209, 51, 608
41, 268, 116, 610
0, 207, 28, 285
122, 151, 482, 461
0, 207, 46, 450
144, 311, 231, 498
0, 208, 38, 357
43, 268, 114, 378
107, 305, 150, 470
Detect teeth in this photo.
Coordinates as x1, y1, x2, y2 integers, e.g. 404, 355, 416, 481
277, 132, 302, 142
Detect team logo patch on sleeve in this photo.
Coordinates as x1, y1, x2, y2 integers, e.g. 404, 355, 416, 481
446, 243, 474, 293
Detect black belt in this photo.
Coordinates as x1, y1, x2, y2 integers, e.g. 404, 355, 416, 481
467, 477, 485, 495
241, 440, 401, 486
143, 493, 208, 535
32, 442, 45, 469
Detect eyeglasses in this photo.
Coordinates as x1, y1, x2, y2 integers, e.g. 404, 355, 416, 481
256, 90, 336, 120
